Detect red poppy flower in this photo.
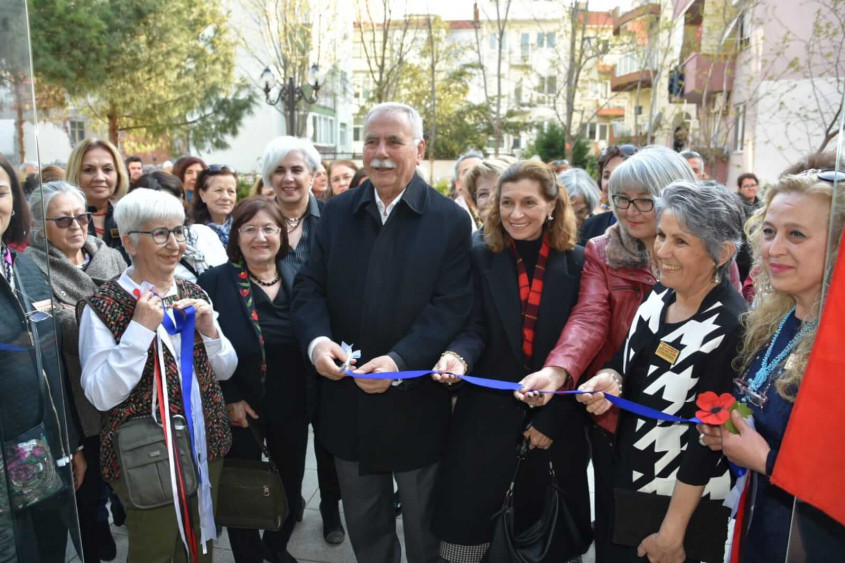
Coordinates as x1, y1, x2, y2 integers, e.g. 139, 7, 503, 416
251, 310, 259, 321
695, 391, 736, 425
239, 271, 248, 279
240, 288, 249, 297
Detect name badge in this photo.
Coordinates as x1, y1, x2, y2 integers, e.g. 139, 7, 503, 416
655, 341, 680, 365
110, 228, 120, 239
784, 353, 797, 370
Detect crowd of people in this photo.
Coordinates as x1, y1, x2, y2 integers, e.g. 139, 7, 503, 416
0, 99, 843, 563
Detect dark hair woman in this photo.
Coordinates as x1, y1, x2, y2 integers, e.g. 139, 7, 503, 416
0, 156, 83, 561
198, 197, 310, 562
579, 144, 639, 243
192, 165, 238, 245
172, 156, 207, 203
430, 161, 591, 562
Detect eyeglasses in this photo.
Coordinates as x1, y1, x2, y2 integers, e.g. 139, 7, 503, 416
612, 194, 654, 212
816, 169, 845, 184
46, 213, 91, 229
733, 377, 771, 409
128, 226, 189, 245
238, 225, 282, 238
206, 164, 233, 174
602, 144, 638, 160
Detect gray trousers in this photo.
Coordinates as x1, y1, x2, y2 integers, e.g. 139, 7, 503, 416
335, 458, 441, 563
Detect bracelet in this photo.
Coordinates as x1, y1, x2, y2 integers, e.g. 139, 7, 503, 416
609, 372, 623, 394
441, 351, 468, 374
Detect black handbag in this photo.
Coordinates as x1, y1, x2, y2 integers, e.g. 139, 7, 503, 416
483, 438, 587, 563
216, 422, 288, 531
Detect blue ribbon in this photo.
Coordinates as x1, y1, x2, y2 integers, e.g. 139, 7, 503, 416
162, 305, 197, 457
343, 369, 703, 425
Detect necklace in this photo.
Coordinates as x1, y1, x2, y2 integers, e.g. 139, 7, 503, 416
747, 307, 816, 394
282, 207, 308, 233
249, 269, 280, 287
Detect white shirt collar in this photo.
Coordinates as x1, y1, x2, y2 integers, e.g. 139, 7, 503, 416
118, 267, 179, 298
374, 189, 406, 224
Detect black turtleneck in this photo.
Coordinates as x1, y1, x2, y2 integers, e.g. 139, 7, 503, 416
513, 236, 543, 280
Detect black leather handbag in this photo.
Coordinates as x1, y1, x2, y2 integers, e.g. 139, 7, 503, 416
483, 439, 586, 563
216, 422, 288, 531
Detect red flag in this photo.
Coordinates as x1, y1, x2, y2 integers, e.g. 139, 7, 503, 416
771, 235, 845, 526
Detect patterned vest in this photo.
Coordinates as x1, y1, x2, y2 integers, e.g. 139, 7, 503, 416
82, 279, 232, 482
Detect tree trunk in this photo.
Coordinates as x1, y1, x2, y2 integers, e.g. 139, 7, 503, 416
14, 80, 26, 162
108, 108, 119, 146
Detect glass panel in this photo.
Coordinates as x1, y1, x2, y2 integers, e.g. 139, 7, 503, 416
1, 0, 82, 560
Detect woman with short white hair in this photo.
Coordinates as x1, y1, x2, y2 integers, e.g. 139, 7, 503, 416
559, 168, 601, 236
78, 188, 237, 562
261, 136, 323, 263
26, 181, 127, 561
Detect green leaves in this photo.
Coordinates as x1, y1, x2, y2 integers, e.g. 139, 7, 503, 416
29, 0, 253, 149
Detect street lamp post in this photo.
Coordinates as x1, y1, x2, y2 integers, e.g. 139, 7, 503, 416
261, 65, 321, 136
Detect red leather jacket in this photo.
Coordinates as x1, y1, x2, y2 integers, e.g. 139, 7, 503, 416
544, 233, 656, 433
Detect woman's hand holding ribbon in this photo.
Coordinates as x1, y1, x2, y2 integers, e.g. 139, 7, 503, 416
576, 369, 622, 415
353, 355, 397, 394
133, 290, 164, 330
697, 410, 770, 475
515, 366, 568, 407
174, 298, 217, 338
432, 354, 465, 385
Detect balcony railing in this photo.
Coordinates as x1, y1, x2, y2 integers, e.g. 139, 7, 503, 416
680, 52, 735, 104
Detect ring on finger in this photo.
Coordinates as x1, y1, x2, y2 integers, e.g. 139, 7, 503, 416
698, 434, 706, 446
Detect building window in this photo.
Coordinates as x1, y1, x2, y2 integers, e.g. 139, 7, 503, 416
738, 11, 751, 49
69, 120, 85, 146
311, 114, 336, 146
353, 126, 362, 142
536, 32, 555, 48
635, 105, 643, 116
599, 123, 609, 141
514, 81, 523, 104
734, 104, 746, 152
601, 81, 610, 99
489, 32, 507, 51
340, 123, 348, 148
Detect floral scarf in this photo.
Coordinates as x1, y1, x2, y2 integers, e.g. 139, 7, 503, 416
233, 260, 267, 385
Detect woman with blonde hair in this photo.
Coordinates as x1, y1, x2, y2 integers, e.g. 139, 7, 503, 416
431, 161, 591, 562
66, 138, 129, 255
699, 170, 845, 562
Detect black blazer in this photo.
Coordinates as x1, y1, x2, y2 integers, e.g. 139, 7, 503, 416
579, 210, 615, 244
450, 240, 586, 441
432, 241, 593, 548
198, 260, 312, 419
291, 175, 473, 472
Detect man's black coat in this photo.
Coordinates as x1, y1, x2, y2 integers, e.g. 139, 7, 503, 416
291, 175, 472, 473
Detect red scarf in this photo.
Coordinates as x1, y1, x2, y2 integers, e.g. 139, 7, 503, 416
510, 234, 550, 370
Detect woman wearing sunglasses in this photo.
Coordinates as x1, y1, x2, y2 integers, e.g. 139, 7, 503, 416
25, 181, 127, 561
698, 170, 845, 562
78, 188, 237, 561
192, 165, 238, 245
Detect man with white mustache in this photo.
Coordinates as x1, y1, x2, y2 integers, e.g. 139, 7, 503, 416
292, 102, 472, 563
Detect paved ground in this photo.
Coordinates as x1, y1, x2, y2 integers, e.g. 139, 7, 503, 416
81, 426, 597, 562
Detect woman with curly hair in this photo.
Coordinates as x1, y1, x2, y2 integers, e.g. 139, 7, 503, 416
699, 170, 845, 561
